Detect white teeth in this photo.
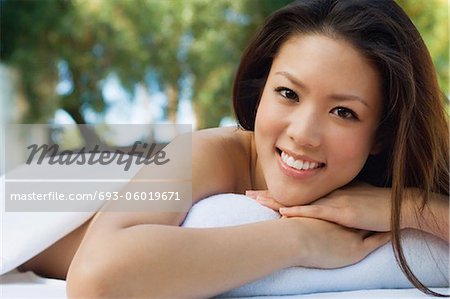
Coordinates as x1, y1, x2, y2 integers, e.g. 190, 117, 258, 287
287, 156, 295, 167
293, 160, 303, 169
280, 151, 322, 171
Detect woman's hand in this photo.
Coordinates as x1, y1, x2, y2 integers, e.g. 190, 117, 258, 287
246, 183, 392, 232
247, 189, 391, 268
284, 215, 391, 269
245, 190, 286, 211
282, 184, 392, 232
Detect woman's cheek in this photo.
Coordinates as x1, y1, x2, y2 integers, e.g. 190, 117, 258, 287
256, 99, 283, 134
332, 134, 372, 172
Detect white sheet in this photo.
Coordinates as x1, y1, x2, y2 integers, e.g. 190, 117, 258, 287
1, 269, 66, 298
0, 269, 448, 298
1, 157, 141, 275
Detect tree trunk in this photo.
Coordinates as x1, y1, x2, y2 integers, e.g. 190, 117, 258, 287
63, 105, 108, 150
61, 64, 108, 150
165, 84, 178, 124
194, 100, 205, 129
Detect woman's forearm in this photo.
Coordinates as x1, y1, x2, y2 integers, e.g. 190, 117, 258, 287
67, 215, 388, 298
404, 190, 449, 242
67, 219, 300, 299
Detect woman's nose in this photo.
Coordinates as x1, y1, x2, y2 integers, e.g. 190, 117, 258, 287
286, 106, 321, 148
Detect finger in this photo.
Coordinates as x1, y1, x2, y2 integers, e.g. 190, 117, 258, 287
245, 190, 258, 199
256, 195, 284, 210
279, 205, 338, 222
362, 232, 391, 252
245, 190, 271, 199
256, 195, 285, 211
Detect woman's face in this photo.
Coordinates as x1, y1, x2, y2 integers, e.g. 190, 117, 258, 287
255, 34, 383, 206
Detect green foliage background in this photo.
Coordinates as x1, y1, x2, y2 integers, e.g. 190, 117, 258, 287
1, 0, 448, 128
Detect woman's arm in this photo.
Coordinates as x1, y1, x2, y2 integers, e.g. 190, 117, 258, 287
403, 190, 449, 242
250, 184, 449, 242
67, 212, 388, 298
67, 217, 297, 298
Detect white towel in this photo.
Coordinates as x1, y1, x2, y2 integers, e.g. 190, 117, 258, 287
183, 194, 449, 297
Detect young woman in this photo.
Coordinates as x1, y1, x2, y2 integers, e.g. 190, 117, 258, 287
20, 0, 448, 297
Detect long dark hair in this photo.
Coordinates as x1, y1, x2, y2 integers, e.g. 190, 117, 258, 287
233, 0, 449, 296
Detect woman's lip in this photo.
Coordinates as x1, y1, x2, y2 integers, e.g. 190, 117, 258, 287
277, 151, 323, 179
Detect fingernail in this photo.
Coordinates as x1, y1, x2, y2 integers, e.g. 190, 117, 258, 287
256, 195, 264, 201
245, 191, 257, 199
279, 207, 287, 213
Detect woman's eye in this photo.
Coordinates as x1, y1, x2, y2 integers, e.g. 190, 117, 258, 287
331, 107, 359, 120
274, 87, 298, 101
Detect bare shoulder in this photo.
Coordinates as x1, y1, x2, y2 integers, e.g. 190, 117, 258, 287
193, 126, 252, 151
192, 127, 253, 203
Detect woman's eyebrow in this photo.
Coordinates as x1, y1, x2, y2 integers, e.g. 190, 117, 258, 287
275, 71, 306, 90
274, 71, 370, 108
329, 94, 370, 108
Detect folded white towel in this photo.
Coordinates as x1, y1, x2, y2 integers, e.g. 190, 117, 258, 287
183, 194, 449, 297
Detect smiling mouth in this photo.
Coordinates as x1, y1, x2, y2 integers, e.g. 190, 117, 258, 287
276, 148, 326, 171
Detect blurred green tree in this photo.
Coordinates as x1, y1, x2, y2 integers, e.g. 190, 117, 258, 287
397, 0, 449, 97
1, 0, 71, 122
1, 0, 447, 130
1, 0, 147, 126
186, 0, 292, 128
0, 0, 299, 129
